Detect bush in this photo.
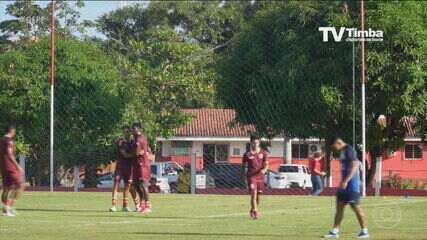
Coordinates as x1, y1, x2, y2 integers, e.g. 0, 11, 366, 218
414, 181, 426, 190
385, 175, 426, 190
386, 174, 403, 189
82, 165, 99, 188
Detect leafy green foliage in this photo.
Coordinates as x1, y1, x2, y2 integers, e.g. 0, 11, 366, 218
365, 1, 427, 153
218, 1, 426, 150
120, 27, 217, 146
217, 1, 357, 140
0, 38, 125, 184
0, 0, 90, 42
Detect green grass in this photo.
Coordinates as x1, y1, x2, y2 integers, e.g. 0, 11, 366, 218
0, 192, 426, 240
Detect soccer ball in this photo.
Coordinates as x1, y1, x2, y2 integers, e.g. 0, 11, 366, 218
377, 115, 387, 129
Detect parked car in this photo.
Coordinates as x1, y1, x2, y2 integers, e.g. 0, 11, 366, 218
265, 170, 288, 189
151, 161, 183, 192
96, 174, 123, 188
276, 164, 312, 189
96, 172, 170, 193
151, 176, 171, 193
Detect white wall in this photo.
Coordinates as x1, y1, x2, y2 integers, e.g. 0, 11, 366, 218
269, 141, 285, 157
229, 142, 246, 157
192, 141, 203, 155
161, 141, 172, 157
161, 140, 285, 158
229, 141, 284, 158
161, 140, 203, 157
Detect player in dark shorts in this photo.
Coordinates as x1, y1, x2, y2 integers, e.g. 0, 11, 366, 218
241, 134, 269, 220
131, 122, 152, 214
324, 137, 369, 239
110, 126, 134, 212
0, 125, 24, 217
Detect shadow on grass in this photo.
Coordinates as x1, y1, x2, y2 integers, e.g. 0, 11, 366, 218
121, 232, 286, 238
18, 208, 106, 213
60, 214, 198, 219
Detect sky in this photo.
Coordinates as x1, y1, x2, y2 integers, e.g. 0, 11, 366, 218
0, 1, 145, 38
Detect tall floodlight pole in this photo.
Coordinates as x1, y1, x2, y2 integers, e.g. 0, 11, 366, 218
50, 0, 56, 192
360, 0, 367, 197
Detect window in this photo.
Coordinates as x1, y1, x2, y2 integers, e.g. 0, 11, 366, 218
216, 144, 229, 163
203, 144, 229, 164
163, 162, 181, 176
174, 141, 191, 156
151, 165, 158, 175
292, 143, 309, 159
279, 165, 299, 173
232, 148, 241, 156
405, 144, 423, 160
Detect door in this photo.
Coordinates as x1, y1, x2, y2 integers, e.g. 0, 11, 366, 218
203, 144, 215, 166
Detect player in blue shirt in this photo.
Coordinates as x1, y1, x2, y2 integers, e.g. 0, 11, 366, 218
324, 137, 369, 239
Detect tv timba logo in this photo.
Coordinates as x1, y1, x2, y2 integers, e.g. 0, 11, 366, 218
319, 27, 383, 42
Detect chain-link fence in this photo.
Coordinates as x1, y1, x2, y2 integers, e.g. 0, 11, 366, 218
1, 1, 426, 197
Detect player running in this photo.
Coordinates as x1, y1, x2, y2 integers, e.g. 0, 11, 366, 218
131, 123, 152, 214
0, 125, 24, 217
110, 126, 134, 212
324, 137, 369, 239
241, 134, 269, 220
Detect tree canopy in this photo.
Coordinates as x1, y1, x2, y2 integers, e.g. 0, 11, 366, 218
0, 38, 125, 184
217, 1, 426, 151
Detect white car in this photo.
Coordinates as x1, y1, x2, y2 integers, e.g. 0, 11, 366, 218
152, 176, 171, 193
265, 170, 288, 189
151, 161, 183, 192
96, 173, 170, 193
278, 164, 312, 189
96, 174, 123, 188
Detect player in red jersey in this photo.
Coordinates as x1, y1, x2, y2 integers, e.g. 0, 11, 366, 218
0, 125, 24, 217
110, 126, 134, 212
131, 122, 152, 214
241, 134, 269, 220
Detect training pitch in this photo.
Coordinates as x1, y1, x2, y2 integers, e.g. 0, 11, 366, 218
0, 192, 426, 240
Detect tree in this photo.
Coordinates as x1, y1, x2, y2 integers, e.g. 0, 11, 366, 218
217, 1, 427, 185
0, 0, 91, 43
0, 38, 126, 185
364, 1, 427, 184
218, 1, 356, 140
118, 26, 217, 148
0, 1, 49, 41
97, 1, 251, 148
97, 1, 265, 53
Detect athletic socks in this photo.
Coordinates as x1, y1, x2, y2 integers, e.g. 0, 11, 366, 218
122, 198, 129, 208
133, 198, 140, 208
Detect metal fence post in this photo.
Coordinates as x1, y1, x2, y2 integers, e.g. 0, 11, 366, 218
18, 155, 26, 183
375, 156, 382, 196
73, 166, 80, 192
191, 152, 196, 194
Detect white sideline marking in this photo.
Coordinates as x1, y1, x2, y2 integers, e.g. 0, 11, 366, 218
197, 198, 427, 219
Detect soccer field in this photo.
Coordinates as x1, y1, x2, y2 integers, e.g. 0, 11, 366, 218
1, 192, 426, 240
